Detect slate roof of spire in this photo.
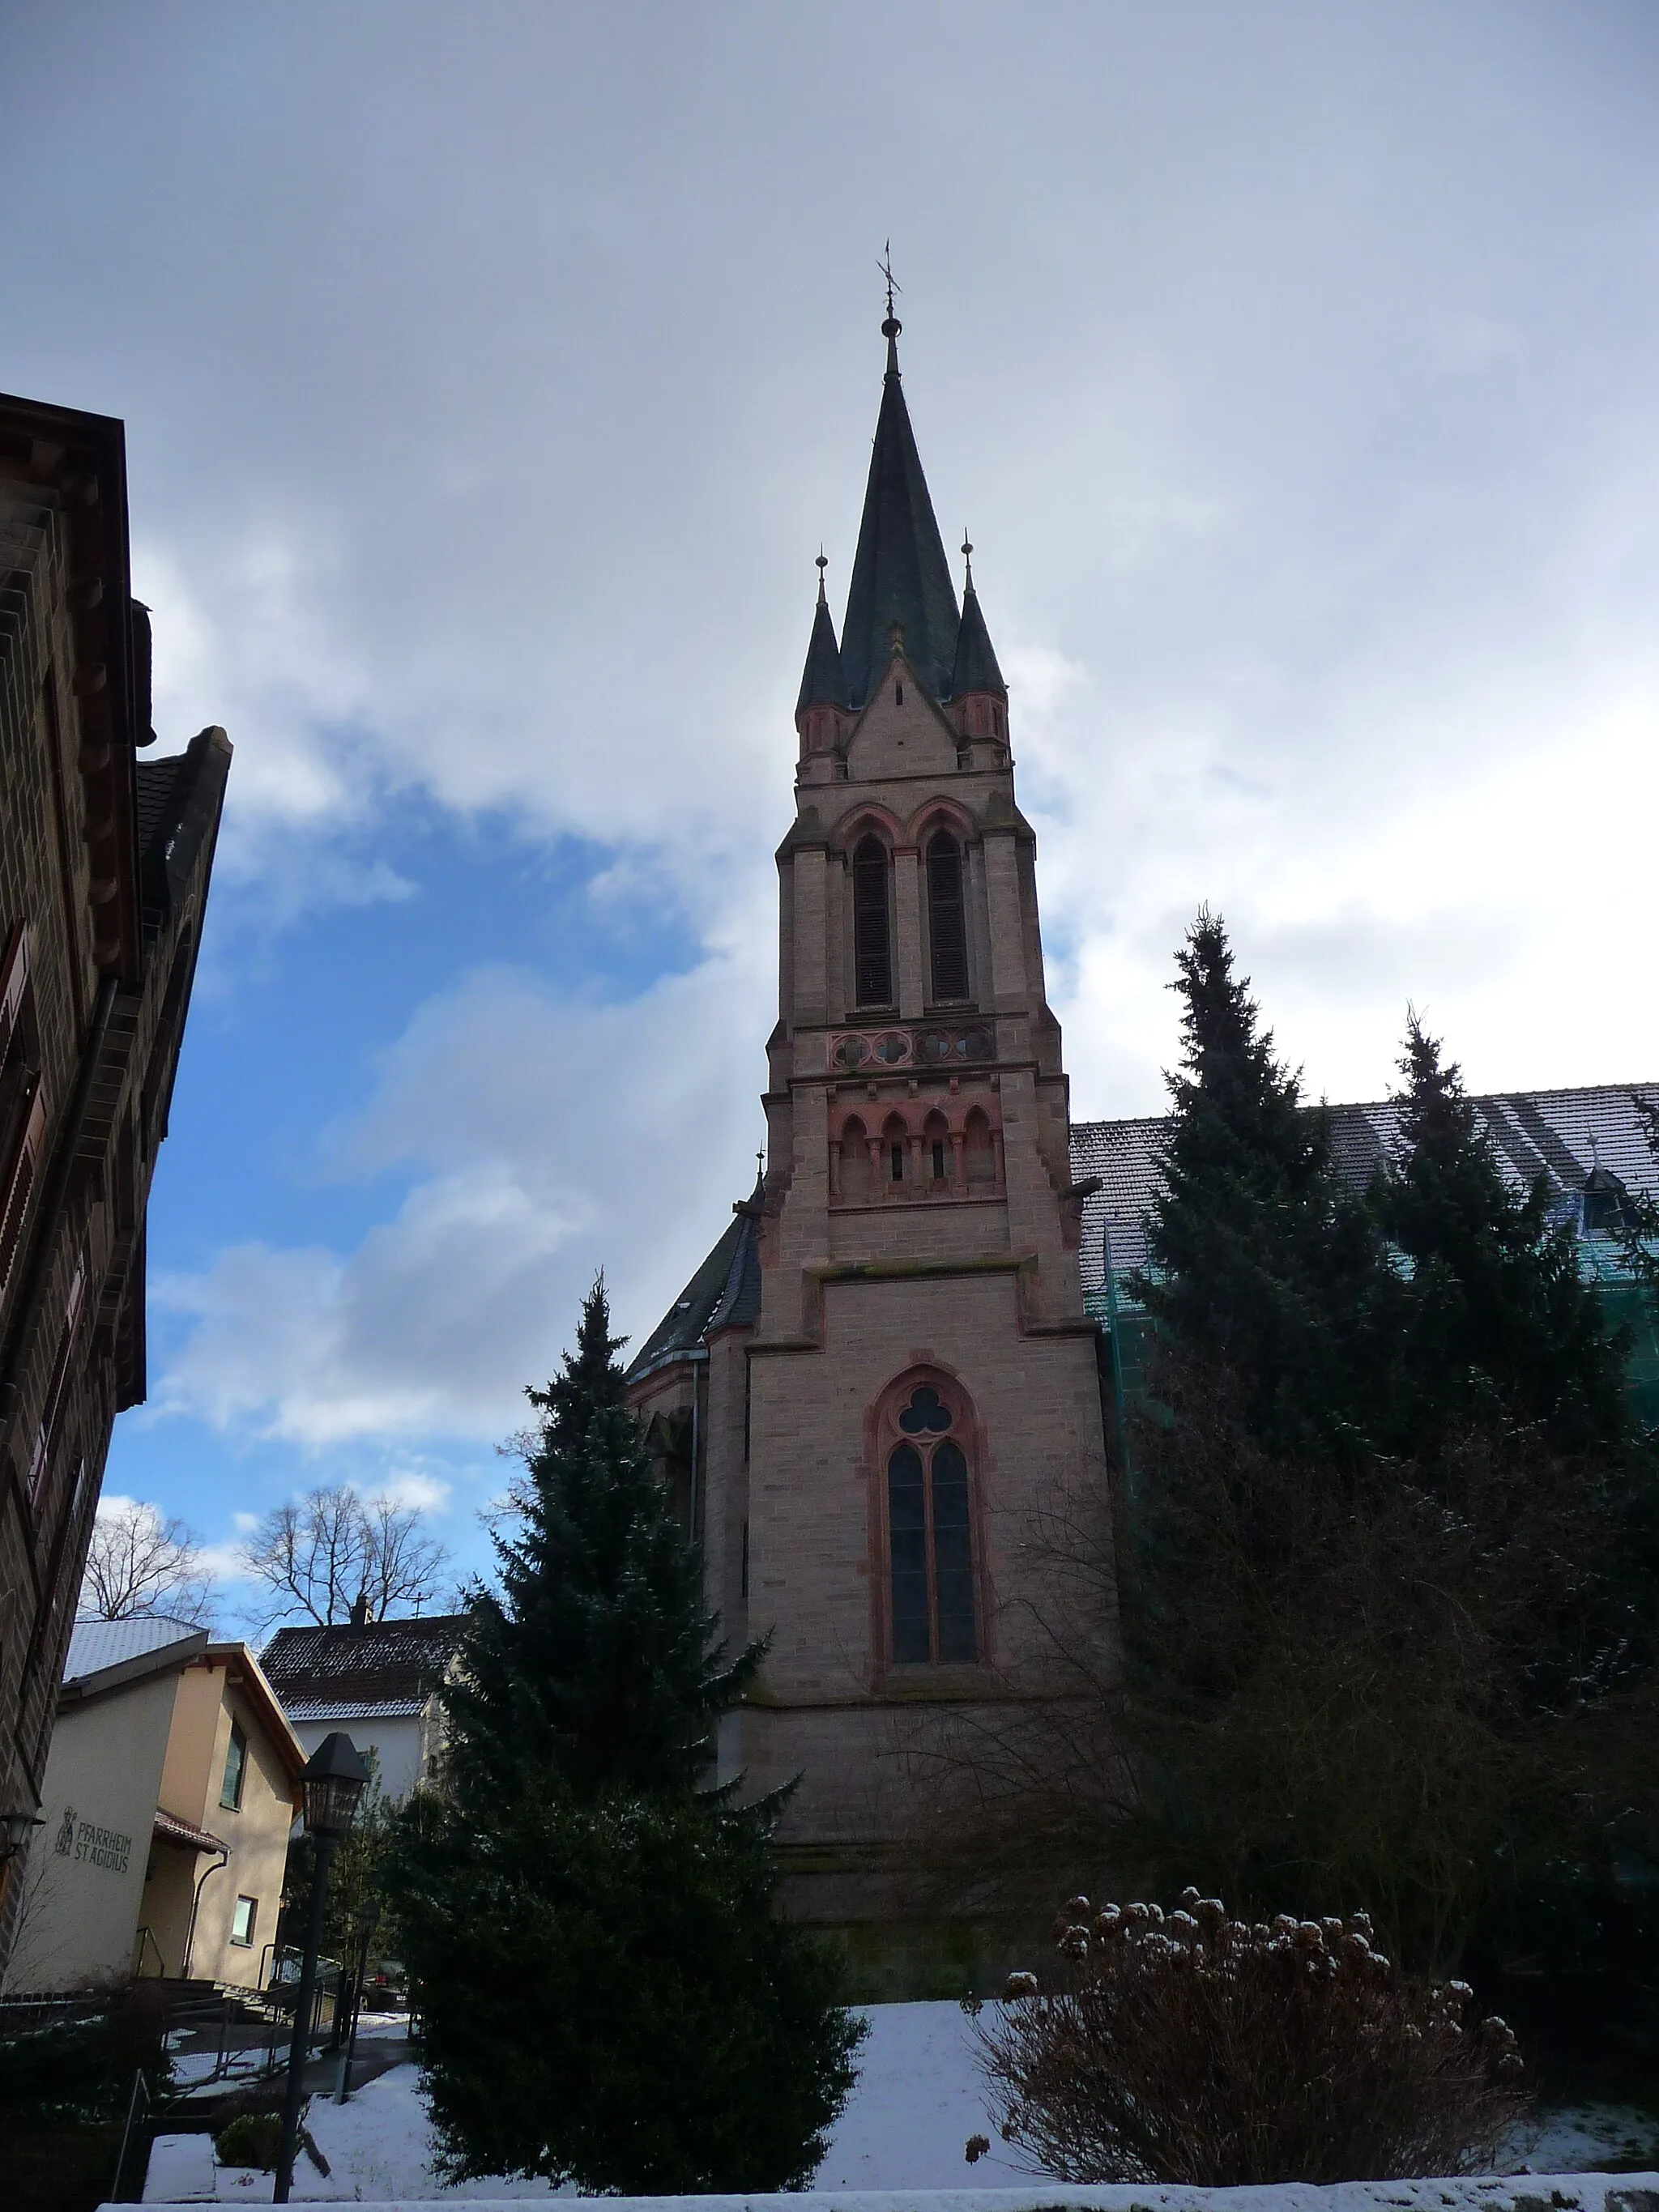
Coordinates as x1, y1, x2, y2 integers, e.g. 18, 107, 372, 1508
1068, 1080, 1659, 1302
839, 324, 962, 709
795, 588, 847, 717
949, 584, 1007, 700
629, 1183, 764, 1381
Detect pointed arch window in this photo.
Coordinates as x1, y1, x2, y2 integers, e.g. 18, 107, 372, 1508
926, 831, 969, 1003
886, 1383, 977, 1664
852, 836, 893, 1008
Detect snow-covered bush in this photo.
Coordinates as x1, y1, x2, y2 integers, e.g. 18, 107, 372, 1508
971, 1889, 1526, 2185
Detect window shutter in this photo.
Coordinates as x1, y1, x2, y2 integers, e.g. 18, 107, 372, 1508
852, 838, 893, 1006
926, 834, 969, 1001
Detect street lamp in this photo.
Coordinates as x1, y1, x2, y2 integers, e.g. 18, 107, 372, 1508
273, 1733, 370, 2204
0, 1808, 44, 1860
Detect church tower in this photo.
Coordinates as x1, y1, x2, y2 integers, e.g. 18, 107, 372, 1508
629, 307, 1112, 1979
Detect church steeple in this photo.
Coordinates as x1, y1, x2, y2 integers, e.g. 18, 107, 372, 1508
839, 310, 961, 710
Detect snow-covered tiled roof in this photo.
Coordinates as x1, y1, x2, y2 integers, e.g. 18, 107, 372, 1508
62, 1614, 203, 1686
260, 1614, 470, 1720
1070, 1080, 1659, 1300
282, 1697, 424, 1721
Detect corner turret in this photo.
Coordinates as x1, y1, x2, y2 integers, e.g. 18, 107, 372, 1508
946, 535, 1009, 761
795, 552, 848, 769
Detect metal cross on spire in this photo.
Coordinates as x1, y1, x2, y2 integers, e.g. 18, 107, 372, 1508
878, 240, 902, 321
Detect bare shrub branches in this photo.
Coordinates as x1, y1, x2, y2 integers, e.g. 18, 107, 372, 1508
974, 1890, 1526, 2186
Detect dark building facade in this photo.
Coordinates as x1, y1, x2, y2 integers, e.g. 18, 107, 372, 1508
0, 391, 228, 1976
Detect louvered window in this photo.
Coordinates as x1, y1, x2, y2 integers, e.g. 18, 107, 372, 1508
852, 837, 893, 1007
927, 832, 969, 1001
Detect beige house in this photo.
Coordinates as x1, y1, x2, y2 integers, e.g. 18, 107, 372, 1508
6, 1616, 305, 1993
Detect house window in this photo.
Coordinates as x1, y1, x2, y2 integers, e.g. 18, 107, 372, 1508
851, 837, 893, 1007
885, 1383, 978, 1664
230, 1895, 257, 1947
926, 831, 970, 1002
220, 1720, 248, 1810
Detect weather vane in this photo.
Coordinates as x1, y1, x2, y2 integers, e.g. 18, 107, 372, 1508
878, 240, 902, 322
961, 530, 974, 590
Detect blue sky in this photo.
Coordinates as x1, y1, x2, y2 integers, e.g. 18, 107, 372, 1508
5, 2, 1659, 1613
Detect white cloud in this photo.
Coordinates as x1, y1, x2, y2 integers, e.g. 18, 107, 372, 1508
369, 1470, 453, 1515
154, 934, 772, 1448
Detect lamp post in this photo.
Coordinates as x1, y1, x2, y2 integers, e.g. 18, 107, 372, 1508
273, 1733, 370, 2204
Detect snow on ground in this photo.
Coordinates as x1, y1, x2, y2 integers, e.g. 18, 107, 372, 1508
140, 1998, 1659, 2206
817, 2000, 1025, 2188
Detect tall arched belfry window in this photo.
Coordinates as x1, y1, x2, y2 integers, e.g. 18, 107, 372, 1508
926, 831, 969, 1003
886, 1382, 977, 1663
852, 836, 893, 1008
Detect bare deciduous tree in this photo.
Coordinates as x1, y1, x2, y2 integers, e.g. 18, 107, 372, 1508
239, 1483, 453, 1630
77, 1498, 215, 1627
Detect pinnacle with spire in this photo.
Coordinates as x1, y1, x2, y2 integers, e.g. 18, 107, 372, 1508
795, 550, 847, 720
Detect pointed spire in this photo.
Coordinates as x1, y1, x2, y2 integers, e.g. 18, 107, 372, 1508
795, 552, 847, 718
948, 530, 1006, 701
841, 301, 961, 708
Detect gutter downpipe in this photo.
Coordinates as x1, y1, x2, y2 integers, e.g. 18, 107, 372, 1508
181, 1843, 230, 1980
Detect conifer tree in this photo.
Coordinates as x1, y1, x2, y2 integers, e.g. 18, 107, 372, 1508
390, 1278, 864, 2193
442, 1276, 761, 1805
1375, 1018, 1632, 1456
1137, 909, 1385, 1456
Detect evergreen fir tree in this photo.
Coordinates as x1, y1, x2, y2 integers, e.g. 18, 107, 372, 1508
396, 1782, 863, 2194
442, 1276, 761, 1805
1137, 909, 1386, 1456
1375, 1018, 1633, 1456
390, 1277, 864, 2192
